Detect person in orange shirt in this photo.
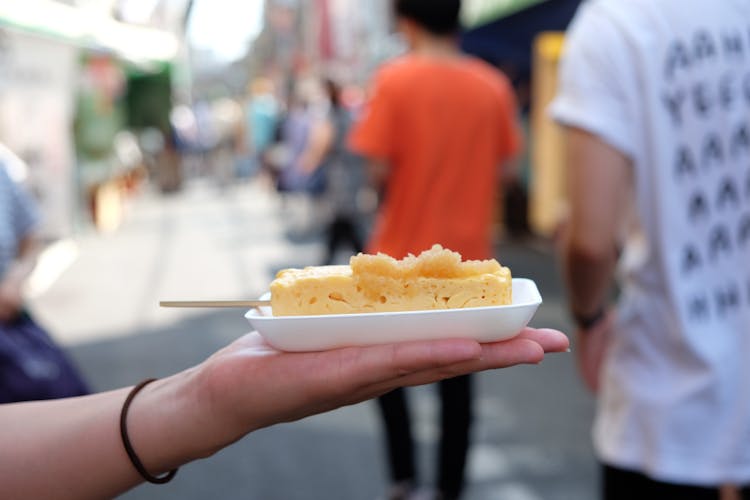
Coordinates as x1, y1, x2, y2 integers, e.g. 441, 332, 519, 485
349, 1, 522, 498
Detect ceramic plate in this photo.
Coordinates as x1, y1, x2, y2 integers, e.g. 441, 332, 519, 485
246, 278, 542, 352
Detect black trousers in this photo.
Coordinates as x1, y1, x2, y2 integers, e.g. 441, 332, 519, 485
323, 215, 363, 265
377, 374, 472, 499
603, 464, 750, 500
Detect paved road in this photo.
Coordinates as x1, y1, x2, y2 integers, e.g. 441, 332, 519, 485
28, 179, 597, 500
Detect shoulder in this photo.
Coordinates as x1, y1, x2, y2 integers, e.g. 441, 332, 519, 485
461, 57, 514, 100
559, 0, 648, 78
370, 56, 419, 90
364, 57, 427, 108
462, 57, 501, 77
566, 0, 652, 46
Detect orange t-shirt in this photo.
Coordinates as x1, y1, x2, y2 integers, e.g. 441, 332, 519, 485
349, 55, 522, 260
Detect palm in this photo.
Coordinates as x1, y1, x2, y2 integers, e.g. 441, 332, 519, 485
198, 329, 568, 447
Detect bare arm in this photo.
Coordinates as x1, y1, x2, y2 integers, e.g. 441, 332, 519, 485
559, 127, 631, 392
0, 233, 41, 322
0, 328, 568, 498
367, 159, 390, 194
561, 127, 630, 318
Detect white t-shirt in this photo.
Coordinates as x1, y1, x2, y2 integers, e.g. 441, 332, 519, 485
551, 0, 750, 485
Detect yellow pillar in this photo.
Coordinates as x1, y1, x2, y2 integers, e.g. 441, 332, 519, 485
530, 32, 567, 237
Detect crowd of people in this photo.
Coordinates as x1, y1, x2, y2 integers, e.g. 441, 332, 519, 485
1, 0, 750, 499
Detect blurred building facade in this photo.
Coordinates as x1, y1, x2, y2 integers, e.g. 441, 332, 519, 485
0, 0, 585, 242
242, 0, 397, 98
0, 0, 191, 237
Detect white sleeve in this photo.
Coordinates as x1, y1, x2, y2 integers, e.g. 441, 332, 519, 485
549, 2, 637, 159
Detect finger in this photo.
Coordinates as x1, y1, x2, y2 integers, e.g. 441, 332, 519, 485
479, 337, 547, 365
353, 337, 549, 400
515, 328, 569, 353
329, 338, 483, 391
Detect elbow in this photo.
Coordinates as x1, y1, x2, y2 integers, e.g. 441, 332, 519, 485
564, 236, 617, 267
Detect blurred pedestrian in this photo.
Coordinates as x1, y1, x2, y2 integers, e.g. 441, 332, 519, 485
210, 98, 243, 190
277, 81, 319, 195
0, 147, 89, 403
274, 79, 337, 235
552, 0, 750, 498
349, 1, 523, 498
241, 78, 280, 178
302, 78, 366, 265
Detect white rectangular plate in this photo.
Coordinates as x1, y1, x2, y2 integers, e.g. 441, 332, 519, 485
246, 278, 542, 352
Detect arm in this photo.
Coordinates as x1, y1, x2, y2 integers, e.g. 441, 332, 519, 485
560, 127, 631, 392
0, 233, 41, 322
500, 152, 521, 186
561, 127, 630, 318
367, 159, 390, 193
1, 328, 568, 498
299, 117, 334, 174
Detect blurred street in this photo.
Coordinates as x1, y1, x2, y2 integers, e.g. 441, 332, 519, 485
5, 0, 750, 497
28, 178, 597, 500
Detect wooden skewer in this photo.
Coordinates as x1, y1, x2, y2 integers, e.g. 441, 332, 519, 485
159, 300, 271, 309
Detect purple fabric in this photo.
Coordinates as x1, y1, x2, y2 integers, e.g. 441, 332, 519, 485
0, 313, 89, 404
277, 109, 311, 192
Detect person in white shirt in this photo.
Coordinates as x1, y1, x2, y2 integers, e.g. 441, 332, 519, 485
551, 0, 750, 497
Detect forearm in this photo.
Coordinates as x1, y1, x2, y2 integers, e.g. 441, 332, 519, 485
0, 369, 211, 499
367, 160, 390, 192
0, 236, 41, 320
1, 387, 140, 498
560, 127, 630, 318
3, 235, 40, 287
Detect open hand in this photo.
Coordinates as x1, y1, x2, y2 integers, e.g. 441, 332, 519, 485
191, 328, 569, 453
574, 309, 614, 393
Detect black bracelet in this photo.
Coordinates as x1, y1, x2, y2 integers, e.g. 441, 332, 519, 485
120, 378, 179, 484
572, 305, 606, 330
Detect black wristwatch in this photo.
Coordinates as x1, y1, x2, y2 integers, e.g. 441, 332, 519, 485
572, 306, 606, 330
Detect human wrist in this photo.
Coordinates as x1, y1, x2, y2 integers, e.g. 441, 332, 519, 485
120, 380, 178, 483
188, 355, 265, 454
571, 304, 606, 331
124, 369, 214, 475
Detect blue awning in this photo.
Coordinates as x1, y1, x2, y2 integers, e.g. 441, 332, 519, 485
461, 0, 582, 78
462, 0, 551, 28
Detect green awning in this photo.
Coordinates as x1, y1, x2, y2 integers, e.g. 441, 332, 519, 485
462, 0, 550, 28
0, 1, 178, 64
